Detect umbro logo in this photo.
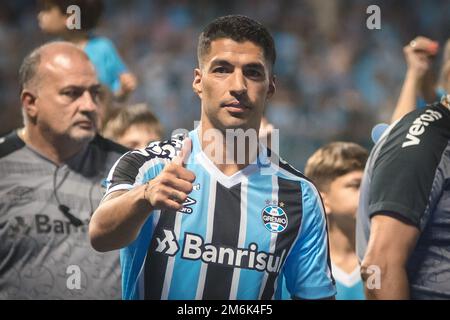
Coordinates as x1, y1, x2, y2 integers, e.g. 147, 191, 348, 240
155, 229, 179, 256
177, 196, 197, 214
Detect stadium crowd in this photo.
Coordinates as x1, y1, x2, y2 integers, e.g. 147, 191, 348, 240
1, 0, 448, 168
0, 0, 449, 301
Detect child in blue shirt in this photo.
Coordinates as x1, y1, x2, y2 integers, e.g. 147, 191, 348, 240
37, 0, 137, 100
279, 142, 368, 300
304, 142, 368, 300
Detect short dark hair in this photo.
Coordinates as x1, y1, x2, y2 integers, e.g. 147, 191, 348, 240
19, 49, 41, 91
197, 15, 276, 68
39, 0, 104, 31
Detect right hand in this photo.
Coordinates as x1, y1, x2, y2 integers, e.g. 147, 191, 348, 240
404, 36, 439, 79
144, 138, 196, 211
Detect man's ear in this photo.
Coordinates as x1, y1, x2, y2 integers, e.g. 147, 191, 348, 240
192, 68, 202, 98
320, 191, 332, 216
21, 90, 38, 120
267, 75, 276, 99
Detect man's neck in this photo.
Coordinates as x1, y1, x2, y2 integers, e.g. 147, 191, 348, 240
198, 122, 259, 176
19, 127, 87, 166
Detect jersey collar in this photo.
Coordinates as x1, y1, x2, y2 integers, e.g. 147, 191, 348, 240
190, 128, 268, 188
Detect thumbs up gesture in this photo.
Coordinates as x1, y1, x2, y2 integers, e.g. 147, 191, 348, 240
144, 138, 196, 211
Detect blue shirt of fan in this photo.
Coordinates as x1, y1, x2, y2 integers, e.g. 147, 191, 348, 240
84, 36, 128, 92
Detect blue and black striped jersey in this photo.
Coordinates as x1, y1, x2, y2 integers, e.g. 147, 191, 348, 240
105, 129, 335, 300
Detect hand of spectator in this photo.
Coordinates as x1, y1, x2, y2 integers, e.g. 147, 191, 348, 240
404, 36, 439, 79
115, 72, 138, 100
391, 36, 439, 123
144, 138, 196, 211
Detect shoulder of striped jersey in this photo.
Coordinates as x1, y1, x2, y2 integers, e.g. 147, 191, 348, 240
130, 133, 186, 160
275, 158, 323, 198
93, 134, 129, 155
275, 157, 312, 182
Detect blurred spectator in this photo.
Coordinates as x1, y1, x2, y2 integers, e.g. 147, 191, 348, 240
304, 142, 368, 300
1, 0, 449, 169
439, 40, 450, 97
37, 0, 137, 100
102, 103, 163, 149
